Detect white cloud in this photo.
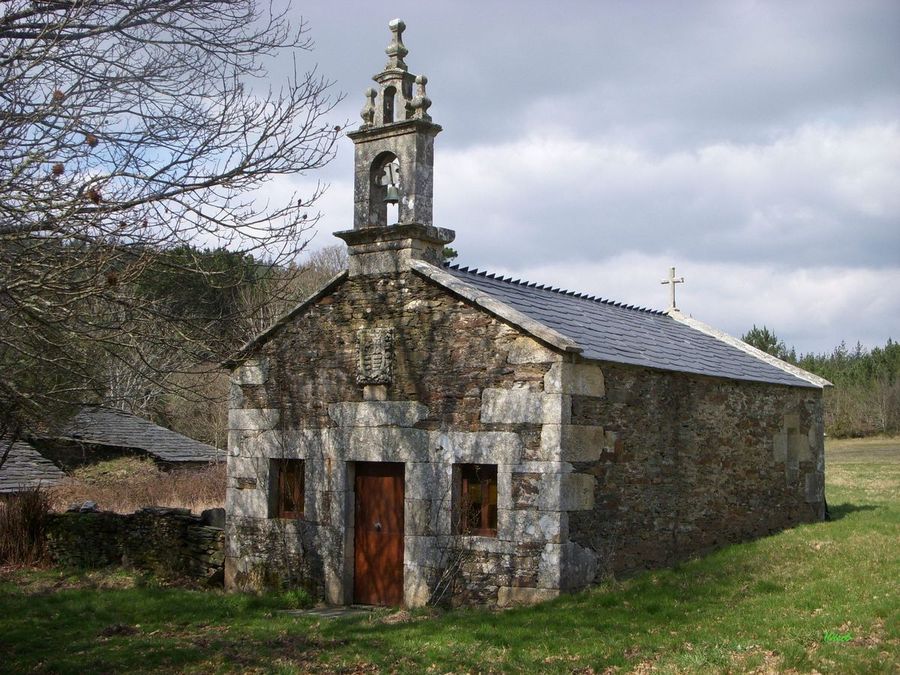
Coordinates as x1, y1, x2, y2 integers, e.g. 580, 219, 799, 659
438, 122, 900, 269
480, 253, 900, 355
264, 0, 900, 355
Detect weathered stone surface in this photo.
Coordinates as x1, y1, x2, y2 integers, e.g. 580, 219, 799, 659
559, 541, 599, 590
328, 401, 428, 427
544, 362, 605, 396
404, 535, 440, 567
404, 563, 432, 607
224, 516, 314, 594
480, 388, 543, 424
543, 424, 608, 462
228, 408, 280, 431
507, 337, 559, 365
335, 427, 429, 462
503, 508, 565, 544
541, 394, 571, 425
233, 358, 268, 386
559, 473, 595, 511
226, 483, 268, 519
432, 430, 524, 465
405, 497, 440, 536
405, 462, 451, 501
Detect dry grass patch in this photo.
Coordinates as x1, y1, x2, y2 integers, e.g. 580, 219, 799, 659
48, 456, 225, 514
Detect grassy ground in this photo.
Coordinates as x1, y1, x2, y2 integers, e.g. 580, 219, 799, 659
1, 438, 897, 673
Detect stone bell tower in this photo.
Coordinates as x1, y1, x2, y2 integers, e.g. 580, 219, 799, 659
335, 19, 454, 277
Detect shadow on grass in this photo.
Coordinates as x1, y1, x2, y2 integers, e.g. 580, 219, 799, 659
0, 496, 887, 674
827, 502, 878, 520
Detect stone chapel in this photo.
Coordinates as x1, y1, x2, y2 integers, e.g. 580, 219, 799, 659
224, 20, 829, 607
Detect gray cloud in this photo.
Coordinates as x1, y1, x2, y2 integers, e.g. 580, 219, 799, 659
266, 0, 900, 353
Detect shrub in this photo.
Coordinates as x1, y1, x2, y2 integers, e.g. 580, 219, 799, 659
0, 487, 51, 565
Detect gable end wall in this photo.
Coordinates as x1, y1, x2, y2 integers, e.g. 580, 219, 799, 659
225, 271, 573, 607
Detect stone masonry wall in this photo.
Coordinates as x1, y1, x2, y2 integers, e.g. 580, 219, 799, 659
227, 270, 574, 607
47, 507, 225, 585
565, 361, 826, 579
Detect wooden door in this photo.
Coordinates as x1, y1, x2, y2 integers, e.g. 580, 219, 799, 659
353, 462, 405, 606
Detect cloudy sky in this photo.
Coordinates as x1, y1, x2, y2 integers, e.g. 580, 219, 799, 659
269, 0, 899, 355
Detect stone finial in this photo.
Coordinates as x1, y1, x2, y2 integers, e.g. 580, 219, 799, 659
360, 87, 376, 128
384, 18, 409, 71
408, 75, 432, 121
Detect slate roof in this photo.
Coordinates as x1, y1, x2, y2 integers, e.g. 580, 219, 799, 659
58, 407, 223, 463
441, 264, 823, 389
0, 439, 66, 493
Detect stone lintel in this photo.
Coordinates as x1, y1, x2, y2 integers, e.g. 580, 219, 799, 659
434, 430, 523, 465
481, 388, 571, 425
237, 429, 329, 459
328, 401, 429, 428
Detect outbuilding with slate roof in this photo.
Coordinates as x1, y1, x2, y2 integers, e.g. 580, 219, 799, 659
0, 439, 66, 494
12, 406, 223, 479
224, 20, 828, 608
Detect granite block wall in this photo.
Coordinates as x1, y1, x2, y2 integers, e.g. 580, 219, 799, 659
226, 270, 572, 607
226, 268, 826, 607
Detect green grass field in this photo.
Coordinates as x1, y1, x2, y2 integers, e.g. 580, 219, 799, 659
1, 438, 897, 673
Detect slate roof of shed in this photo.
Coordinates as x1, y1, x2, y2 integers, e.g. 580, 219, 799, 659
58, 407, 223, 463
442, 264, 823, 389
0, 439, 66, 493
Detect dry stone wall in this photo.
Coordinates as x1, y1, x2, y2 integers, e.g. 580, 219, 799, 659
47, 507, 225, 585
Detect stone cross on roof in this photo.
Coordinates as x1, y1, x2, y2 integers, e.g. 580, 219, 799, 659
661, 266, 685, 311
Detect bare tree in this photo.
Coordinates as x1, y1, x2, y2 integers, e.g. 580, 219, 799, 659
0, 1, 342, 451
235, 244, 348, 340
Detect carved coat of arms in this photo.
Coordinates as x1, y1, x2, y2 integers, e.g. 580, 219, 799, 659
356, 328, 394, 385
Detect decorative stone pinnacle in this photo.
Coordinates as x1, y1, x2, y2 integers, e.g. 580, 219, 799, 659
408, 75, 432, 121
385, 18, 408, 71
360, 87, 376, 127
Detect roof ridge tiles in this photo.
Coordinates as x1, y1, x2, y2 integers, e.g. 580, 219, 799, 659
449, 264, 665, 315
